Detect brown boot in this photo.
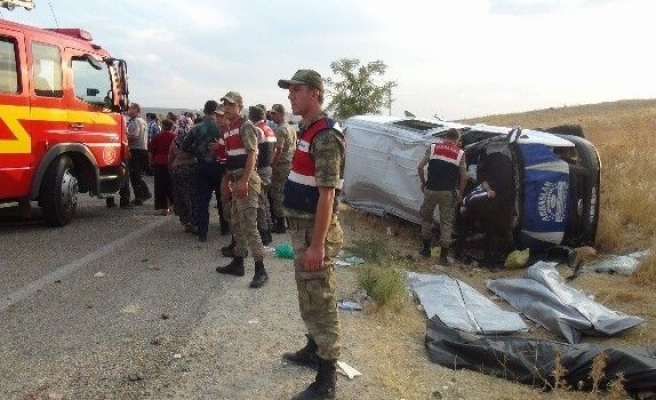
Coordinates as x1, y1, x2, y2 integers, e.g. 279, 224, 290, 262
282, 334, 320, 369
291, 358, 337, 400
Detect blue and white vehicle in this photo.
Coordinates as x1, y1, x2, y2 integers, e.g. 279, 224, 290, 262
342, 115, 600, 250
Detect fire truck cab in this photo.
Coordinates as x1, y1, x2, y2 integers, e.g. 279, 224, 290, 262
0, 1, 130, 226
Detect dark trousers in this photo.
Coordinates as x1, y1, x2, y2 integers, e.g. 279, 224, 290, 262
128, 149, 152, 201
153, 165, 173, 210
195, 162, 222, 237
215, 164, 229, 233
457, 196, 513, 261
118, 162, 131, 205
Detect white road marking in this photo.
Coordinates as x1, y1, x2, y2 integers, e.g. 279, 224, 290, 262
0, 218, 169, 312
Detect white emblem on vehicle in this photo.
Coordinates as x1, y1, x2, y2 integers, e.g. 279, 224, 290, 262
538, 181, 568, 223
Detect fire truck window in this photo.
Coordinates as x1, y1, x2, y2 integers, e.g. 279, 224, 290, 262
72, 55, 111, 107
0, 38, 19, 94
31, 42, 63, 97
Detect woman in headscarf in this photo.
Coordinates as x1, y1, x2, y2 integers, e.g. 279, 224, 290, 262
168, 116, 198, 232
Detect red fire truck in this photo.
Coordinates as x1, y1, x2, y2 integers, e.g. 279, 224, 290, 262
0, 0, 130, 225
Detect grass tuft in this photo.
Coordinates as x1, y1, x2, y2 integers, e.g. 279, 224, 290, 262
356, 263, 406, 310
345, 236, 393, 265
632, 240, 656, 285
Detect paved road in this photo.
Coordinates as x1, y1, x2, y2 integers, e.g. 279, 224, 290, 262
0, 189, 330, 400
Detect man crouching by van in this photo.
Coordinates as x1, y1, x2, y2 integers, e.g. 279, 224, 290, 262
417, 128, 468, 264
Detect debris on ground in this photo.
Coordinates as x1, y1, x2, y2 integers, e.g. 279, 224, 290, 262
338, 300, 362, 311
337, 361, 362, 379
592, 249, 650, 276
338, 289, 374, 311
504, 249, 529, 269
274, 244, 294, 259
335, 251, 366, 267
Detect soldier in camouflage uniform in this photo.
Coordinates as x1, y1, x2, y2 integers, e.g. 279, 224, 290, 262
417, 128, 468, 265
215, 91, 269, 289
269, 103, 297, 234
278, 70, 345, 400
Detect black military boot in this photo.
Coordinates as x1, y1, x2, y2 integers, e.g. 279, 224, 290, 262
419, 239, 431, 258
439, 246, 450, 265
249, 260, 269, 288
216, 256, 245, 276
292, 358, 337, 400
272, 217, 287, 234
282, 334, 320, 369
221, 237, 236, 257
259, 230, 272, 246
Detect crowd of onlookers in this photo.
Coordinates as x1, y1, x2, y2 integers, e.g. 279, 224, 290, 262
109, 102, 297, 251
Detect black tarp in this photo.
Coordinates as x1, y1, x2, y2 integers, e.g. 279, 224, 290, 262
425, 318, 656, 396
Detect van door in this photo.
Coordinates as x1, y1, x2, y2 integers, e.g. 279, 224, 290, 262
28, 40, 66, 186
0, 28, 30, 200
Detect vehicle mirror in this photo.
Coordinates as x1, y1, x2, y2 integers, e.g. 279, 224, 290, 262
85, 54, 103, 70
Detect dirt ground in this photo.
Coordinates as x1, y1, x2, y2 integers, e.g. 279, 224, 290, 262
329, 203, 655, 400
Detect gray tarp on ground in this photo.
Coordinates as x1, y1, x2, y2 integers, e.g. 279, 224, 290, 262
425, 319, 656, 396
407, 272, 528, 335
486, 261, 644, 344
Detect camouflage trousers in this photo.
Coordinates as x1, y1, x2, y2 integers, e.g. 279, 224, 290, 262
288, 217, 343, 361
420, 189, 457, 248
257, 167, 273, 232
270, 162, 291, 219
231, 173, 265, 260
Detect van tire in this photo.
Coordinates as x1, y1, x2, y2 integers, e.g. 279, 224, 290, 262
40, 155, 79, 226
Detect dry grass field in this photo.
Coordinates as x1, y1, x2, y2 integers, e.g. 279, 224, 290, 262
337, 99, 656, 399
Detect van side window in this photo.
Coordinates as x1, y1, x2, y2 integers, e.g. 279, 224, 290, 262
31, 42, 63, 97
72, 55, 111, 108
0, 37, 19, 94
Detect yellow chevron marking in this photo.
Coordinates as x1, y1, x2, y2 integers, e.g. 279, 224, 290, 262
0, 105, 118, 154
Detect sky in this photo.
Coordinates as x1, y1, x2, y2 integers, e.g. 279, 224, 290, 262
2, 0, 654, 120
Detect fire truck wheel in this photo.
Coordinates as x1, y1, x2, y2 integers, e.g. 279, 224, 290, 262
40, 155, 79, 226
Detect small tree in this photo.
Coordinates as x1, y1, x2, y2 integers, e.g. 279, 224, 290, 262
324, 58, 397, 120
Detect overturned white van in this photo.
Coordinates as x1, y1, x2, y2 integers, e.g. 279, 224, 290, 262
342, 115, 600, 251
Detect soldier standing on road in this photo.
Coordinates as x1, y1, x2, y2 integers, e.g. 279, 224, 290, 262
417, 128, 468, 264
215, 91, 269, 289
249, 105, 276, 246
125, 103, 152, 206
269, 103, 297, 234
180, 100, 222, 242
278, 70, 345, 400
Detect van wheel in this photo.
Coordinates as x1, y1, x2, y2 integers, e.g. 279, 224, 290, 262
41, 155, 79, 226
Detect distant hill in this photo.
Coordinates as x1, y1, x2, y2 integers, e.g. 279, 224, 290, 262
142, 106, 301, 125
142, 107, 199, 118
